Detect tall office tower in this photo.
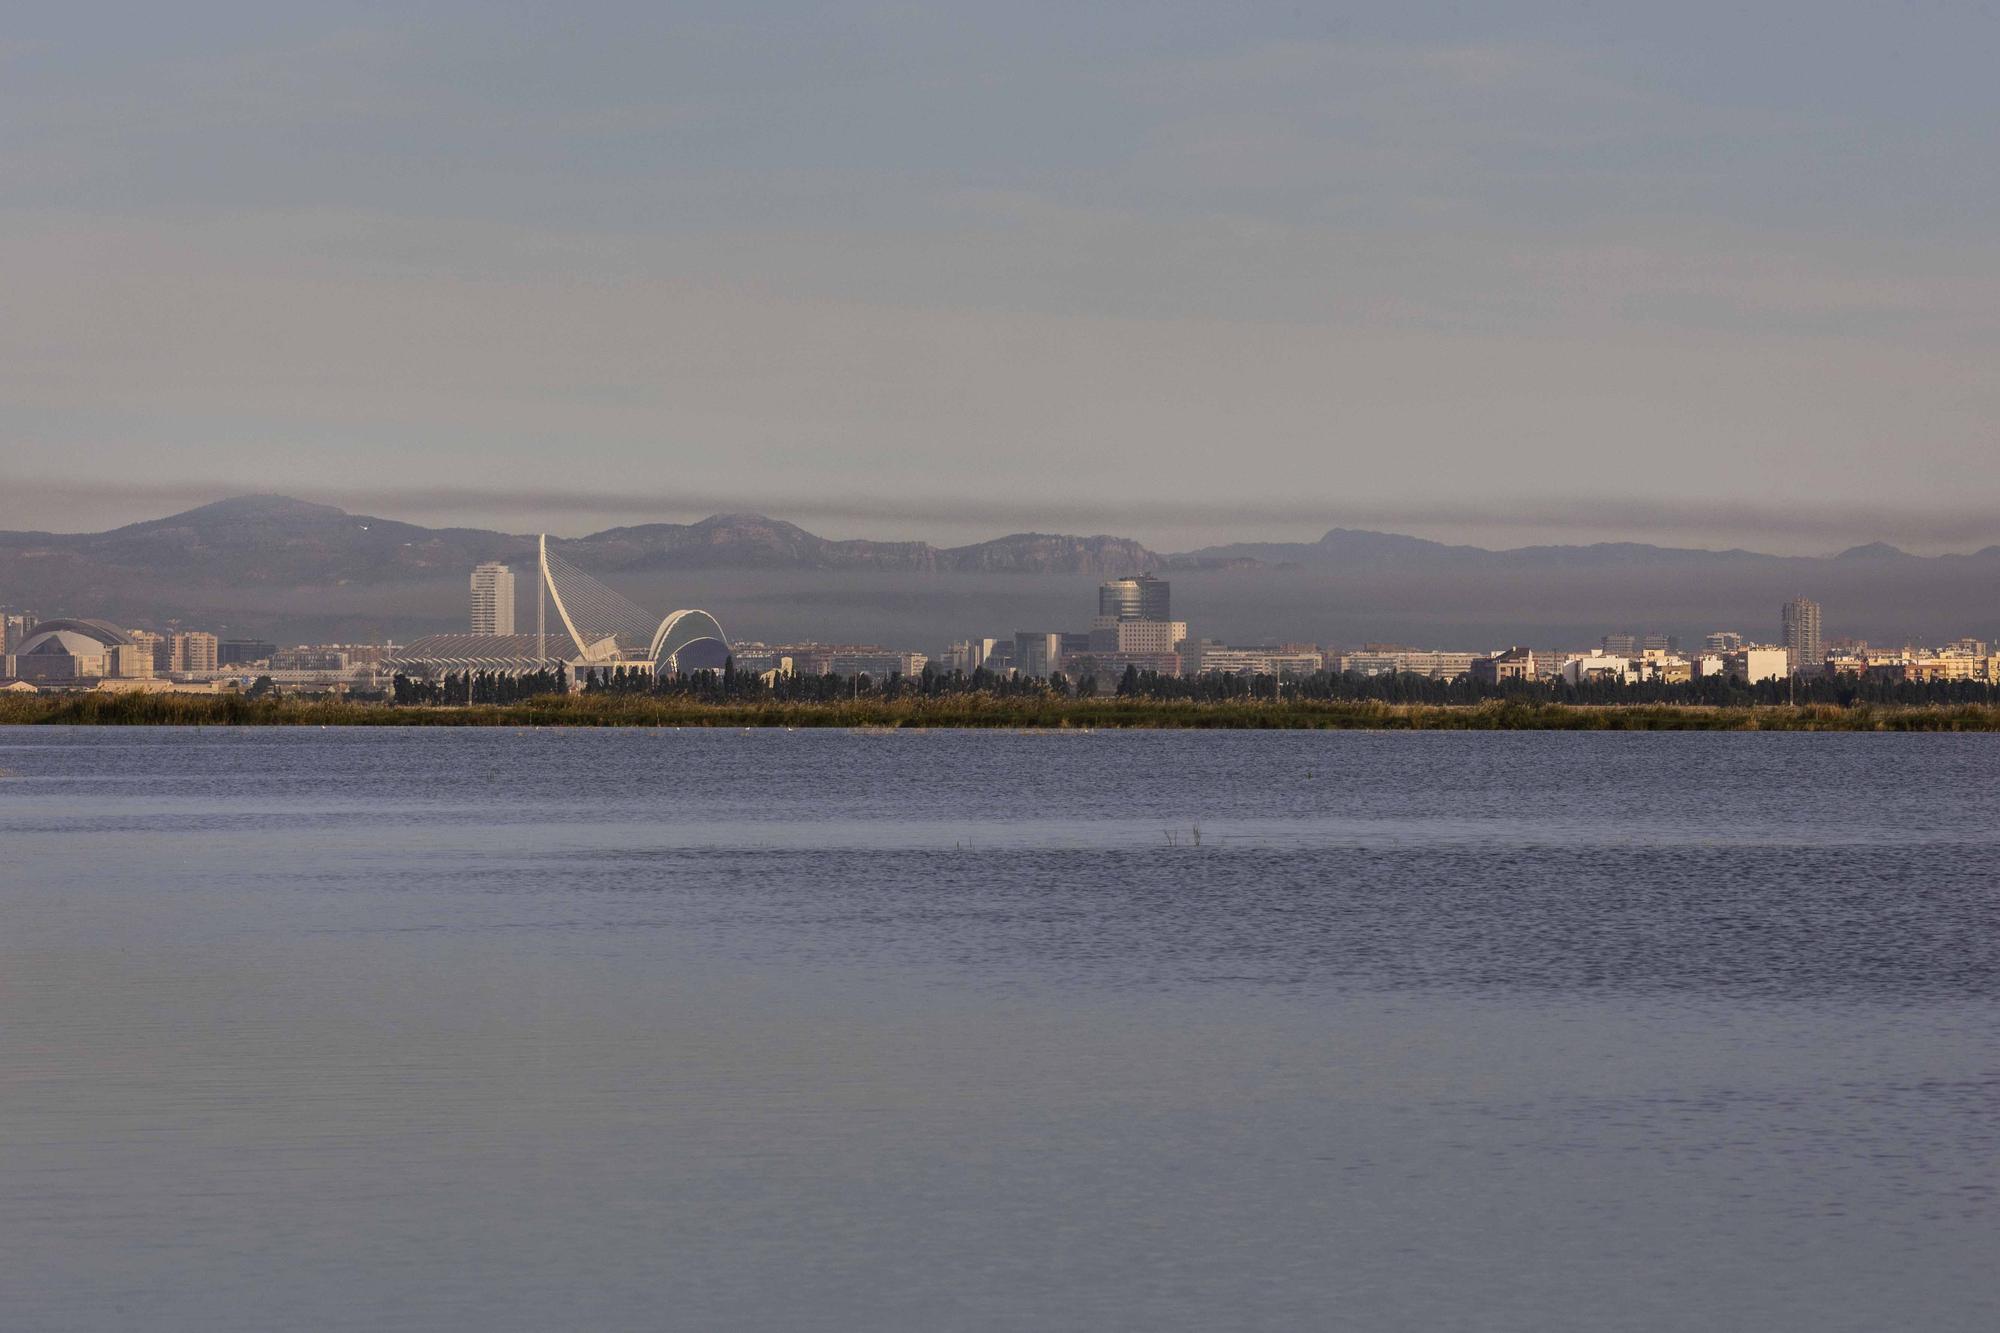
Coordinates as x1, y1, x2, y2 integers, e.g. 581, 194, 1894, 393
1640, 633, 1680, 654
1781, 597, 1822, 672
1704, 631, 1745, 653
471, 563, 516, 635
1098, 575, 1170, 622
1601, 632, 1638, 656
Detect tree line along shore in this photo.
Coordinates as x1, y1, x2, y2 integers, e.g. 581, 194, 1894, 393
6, 692, 2000, 731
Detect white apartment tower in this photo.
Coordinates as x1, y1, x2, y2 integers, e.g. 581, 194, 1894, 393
471, 562, 516, 635
169, 631, 218, 672
1780, 596, 1821, 673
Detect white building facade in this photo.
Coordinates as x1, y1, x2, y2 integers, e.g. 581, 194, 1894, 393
470, 563, 516, 636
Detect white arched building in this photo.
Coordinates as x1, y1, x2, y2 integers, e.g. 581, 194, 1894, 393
648, 609, 730, 674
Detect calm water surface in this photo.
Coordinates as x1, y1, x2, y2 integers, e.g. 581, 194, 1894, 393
2, 728, 1996, 1331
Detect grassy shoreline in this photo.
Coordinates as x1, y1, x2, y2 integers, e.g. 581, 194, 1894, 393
5, 693, 2000, 731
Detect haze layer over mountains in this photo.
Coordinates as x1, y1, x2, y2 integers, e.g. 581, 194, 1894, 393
3, 495, 1994, 650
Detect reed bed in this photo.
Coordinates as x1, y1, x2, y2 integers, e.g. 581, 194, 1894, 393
5, 693, 2000, 731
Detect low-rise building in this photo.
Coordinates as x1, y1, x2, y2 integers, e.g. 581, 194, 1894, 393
1336, 648, 1481, 679
1866, 653, 1991, 684
218, 639, 278, 666
228, 668, 384, 693
91, 677, 232, 695
1560, 652, 1633, 686
1724, 647, 1790, 683
736, 644, 930, 678
1193, 644, 1323, 678
1471, 647, 1536, 685
1635, 653, 1692, 684
272, 647, 351, 671
825, 649, 928, 678
1064, 651, 1183, 682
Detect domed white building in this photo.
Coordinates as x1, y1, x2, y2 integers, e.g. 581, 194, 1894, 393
7, 619, 151, 683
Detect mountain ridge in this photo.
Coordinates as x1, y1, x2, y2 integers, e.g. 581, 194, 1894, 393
8, 494, 2000, 587
6, 495, 1997, 646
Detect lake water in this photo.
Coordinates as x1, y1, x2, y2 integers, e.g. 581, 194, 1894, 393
2, 728, 1995, 1331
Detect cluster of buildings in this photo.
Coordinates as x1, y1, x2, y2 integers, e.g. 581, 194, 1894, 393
0, 609, 397, 694
929, 577, 1515, 682
8, 579, 1998, 698
923, 590, 2000, 690
1818, 638, 2000, 683
0, 553, 723, 694
1508, 600, 2000, 687
923, 578, 1803, 686
938, 575, 1195, 679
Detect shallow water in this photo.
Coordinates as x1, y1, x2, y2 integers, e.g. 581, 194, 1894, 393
2, 728, 1995, 1331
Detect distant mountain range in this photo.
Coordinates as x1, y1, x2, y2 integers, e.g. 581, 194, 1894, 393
6, 493, 1991, 585
2, 494, 1996, 644
0, 495, 1159, 589
581, 511, 1157, 576
1172, 528, 1999, 571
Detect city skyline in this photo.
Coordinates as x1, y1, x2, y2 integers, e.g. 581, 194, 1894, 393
11, 557, 1997, 698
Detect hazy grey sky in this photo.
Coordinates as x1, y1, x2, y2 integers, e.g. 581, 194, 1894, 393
4, 3, 1997, 550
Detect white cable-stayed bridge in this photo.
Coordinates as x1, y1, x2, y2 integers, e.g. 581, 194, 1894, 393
391, 535, 730, 679
537, 535, 730, 672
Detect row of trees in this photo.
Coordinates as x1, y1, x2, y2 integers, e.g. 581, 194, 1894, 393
574, 661, 1078, 700
393, 661, 2000, 708
393, 666, 568, 706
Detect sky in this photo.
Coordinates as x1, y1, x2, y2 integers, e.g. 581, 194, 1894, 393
3, 2, 1997, 552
